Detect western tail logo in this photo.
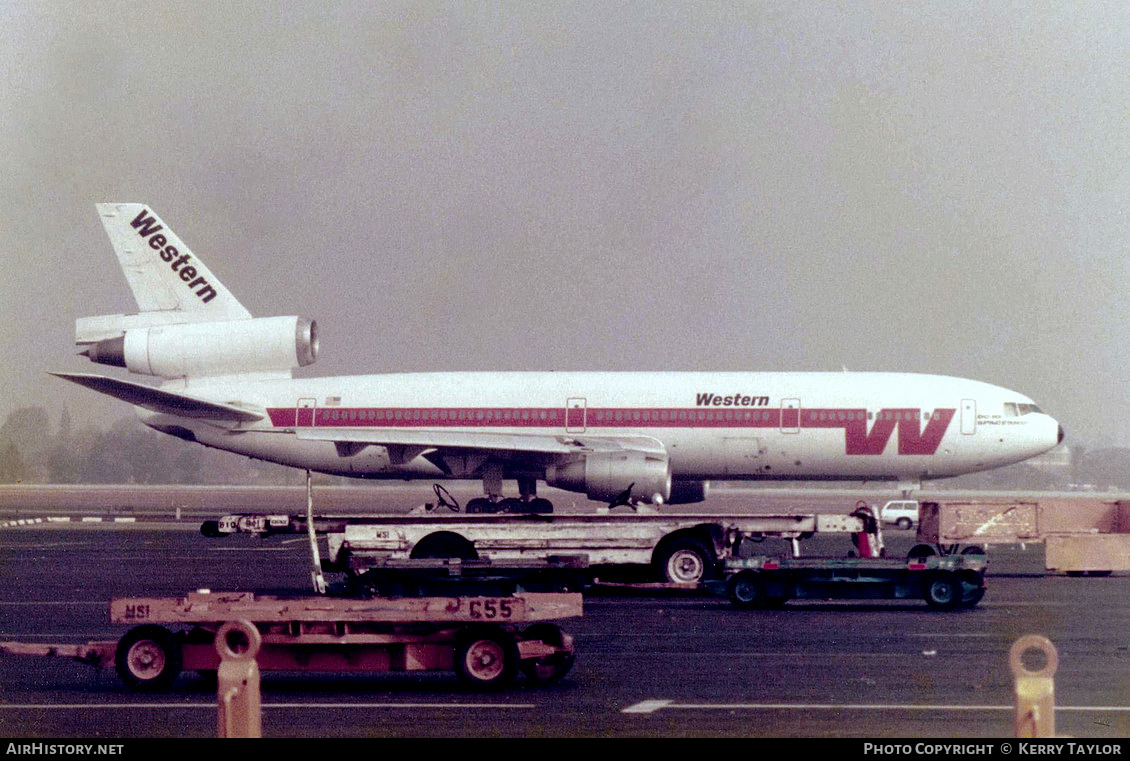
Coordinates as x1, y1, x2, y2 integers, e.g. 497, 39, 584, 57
130, 209, 217, 303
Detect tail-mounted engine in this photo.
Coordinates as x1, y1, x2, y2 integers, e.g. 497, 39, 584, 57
79, 316, 318, 378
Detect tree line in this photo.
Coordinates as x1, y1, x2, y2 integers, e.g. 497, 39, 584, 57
0, 406, 306, 485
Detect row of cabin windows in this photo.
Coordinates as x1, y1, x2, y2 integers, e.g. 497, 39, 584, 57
314, 408, 940, 424
319, 408, 558, 422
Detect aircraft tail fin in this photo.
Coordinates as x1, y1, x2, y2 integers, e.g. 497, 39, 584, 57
96, 203, 250, 318
78, 204, 252, 343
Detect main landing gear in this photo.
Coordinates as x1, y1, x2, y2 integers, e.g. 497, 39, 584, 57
439, 475, 555, 515
465, 497, 553, 514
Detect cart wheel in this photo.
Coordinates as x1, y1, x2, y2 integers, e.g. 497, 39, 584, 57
726, 571, 763, 609
519, 623, 575, 684
908, 544, 936, 561
115, 625, 183, 691
455, 626, 519, 689
411, 532, 478, 560
657, 537, 715, 584
957, 570, 986, 608
923, 572, 960, 609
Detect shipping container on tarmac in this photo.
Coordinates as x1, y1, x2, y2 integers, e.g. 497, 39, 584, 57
915, 498, 1130, 576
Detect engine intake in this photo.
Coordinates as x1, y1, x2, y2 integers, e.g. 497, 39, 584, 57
80, 316, 318, 378
546, 450, 672, 504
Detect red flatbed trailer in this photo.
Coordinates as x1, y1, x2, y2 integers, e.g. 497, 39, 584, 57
0, 589, 581, 690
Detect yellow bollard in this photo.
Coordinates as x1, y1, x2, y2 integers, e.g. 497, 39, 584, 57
215, 619, 262, 738
1010, 634, 1057, 738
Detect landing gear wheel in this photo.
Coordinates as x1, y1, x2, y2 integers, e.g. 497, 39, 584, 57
465, 498, 498, 514
726, 571, 762, 609
519, 623, 575, 684
524, 498, 553, 514
657, 537, 715, 585
115, 625, 183, 691
454, 626, 519, 689
924, 571, 961, 609
498, 498, 524, 513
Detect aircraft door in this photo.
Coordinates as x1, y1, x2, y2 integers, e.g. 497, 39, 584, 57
296, 398, 316, 427
961, 399, 976, 435
781, 398, 801, 434
566, 398, 587, 433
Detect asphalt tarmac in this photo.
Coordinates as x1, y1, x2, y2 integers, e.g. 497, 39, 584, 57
0, 486, 1127, 739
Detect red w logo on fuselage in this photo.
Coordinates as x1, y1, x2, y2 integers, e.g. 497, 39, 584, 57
841, 408, 955, 455
796, 408, 955, 455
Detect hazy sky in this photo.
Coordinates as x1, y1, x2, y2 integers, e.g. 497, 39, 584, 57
3, 2, 1129, 448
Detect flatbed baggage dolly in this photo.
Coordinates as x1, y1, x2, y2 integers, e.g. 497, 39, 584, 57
704, 552, 987, 610
0, 589, 581, 690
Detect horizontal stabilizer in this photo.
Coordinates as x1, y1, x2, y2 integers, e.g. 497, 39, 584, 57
50, 372, 263, 422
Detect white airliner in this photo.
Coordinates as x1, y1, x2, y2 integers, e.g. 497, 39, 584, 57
55, 204, 1064, 512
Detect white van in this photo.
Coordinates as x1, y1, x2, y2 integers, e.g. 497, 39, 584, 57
880, 500, 920, 529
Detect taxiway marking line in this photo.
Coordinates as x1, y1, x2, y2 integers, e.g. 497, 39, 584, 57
622, 700, 672, 714
621, 701, 1130, 713
0, 703, 537, 710
0, 601, 106, 607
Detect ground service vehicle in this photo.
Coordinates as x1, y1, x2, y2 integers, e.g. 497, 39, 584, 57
205, 509, 872, 586
707, 552, 987, 610
880, 500, 920, 529
0, 590, 581, 690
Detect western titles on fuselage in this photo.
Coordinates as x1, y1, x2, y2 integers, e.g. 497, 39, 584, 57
695, 393, 770, 407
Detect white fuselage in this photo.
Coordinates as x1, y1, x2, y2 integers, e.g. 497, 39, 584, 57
141, 371, 1062, 484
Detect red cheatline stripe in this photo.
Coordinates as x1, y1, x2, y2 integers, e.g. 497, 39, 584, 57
264, 406, 956, 456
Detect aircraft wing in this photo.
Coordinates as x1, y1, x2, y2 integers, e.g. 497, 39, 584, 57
294, 428, 665, 457
50, 372, 264, 422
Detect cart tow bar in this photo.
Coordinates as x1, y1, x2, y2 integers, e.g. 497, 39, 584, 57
306, 470, 326, 595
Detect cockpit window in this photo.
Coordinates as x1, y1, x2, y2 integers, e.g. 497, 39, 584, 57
1007, 402, 1042, 416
